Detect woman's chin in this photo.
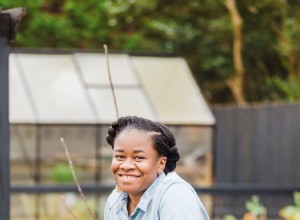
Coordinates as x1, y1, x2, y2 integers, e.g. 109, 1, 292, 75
120, 186, 136, 193
120, 186, 144, 196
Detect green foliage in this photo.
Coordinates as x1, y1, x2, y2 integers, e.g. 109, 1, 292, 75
223, 194, 300, 220
71, 199, 96, 219
280, 192, 300, 220
295, 192, 300, 207
265, 76, 300, 101
2, 0, 300, 103
223, 214, 237, 220
50, 163, 80, 184
223, 195, 266, 220
245, 195, 266, 217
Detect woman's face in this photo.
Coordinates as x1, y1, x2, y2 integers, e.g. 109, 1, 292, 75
111, 129, 167, 199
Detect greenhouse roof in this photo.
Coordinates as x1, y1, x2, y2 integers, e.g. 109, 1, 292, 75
9, 52, 215, 125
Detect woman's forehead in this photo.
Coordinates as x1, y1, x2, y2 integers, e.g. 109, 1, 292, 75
113, 130, 157, 152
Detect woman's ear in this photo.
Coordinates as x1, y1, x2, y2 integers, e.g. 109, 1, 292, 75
158, 157, 167, 174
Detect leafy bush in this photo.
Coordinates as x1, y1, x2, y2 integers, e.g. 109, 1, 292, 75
223, 195, 266, 220
265, 76, 300, 102
245, 195, 267, 217
280, 191, 300, 220
50, 162, 80, 184
223, 214, 237, 220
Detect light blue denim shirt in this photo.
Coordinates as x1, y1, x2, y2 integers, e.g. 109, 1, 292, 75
104, 172, 210, 220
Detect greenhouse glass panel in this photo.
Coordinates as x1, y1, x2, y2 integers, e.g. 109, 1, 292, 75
10, 124, 37, 185
9, 54, 35, 123
88, 88, 157, 123
132, 57, 215, 125
74, 53, 139, 86
17, 54, 96, 123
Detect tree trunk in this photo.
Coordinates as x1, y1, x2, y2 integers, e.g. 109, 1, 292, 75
225, 0, 246, 105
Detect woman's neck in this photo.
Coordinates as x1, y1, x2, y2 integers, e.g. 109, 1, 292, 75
127, 195, 141, 215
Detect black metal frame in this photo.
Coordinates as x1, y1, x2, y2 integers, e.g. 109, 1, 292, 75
0, 7, 25, 220
10, 184, 300, 195
0, 10, 12, 220
0, 33, 10, 220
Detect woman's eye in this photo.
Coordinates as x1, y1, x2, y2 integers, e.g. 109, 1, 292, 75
114, 155, 125, 160
134, 156, 145, 161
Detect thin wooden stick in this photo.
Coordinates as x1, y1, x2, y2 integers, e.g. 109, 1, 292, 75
60, 137, 96, 220
61, 195, 78, 220
103, 44, 119, 119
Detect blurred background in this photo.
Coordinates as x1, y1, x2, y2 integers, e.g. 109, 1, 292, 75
1, 0, 300, 220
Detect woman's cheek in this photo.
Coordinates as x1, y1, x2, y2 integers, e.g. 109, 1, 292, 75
111, 160, 120, 173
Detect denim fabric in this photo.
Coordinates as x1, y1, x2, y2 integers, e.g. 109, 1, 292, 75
104, 172, 210, 220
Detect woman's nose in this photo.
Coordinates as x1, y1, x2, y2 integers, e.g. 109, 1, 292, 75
119, 158, 135, 170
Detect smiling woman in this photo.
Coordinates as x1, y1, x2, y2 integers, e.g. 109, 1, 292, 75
104, 116, 210, 220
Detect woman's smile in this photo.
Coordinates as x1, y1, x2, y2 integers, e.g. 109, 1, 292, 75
118, 174, 142, 178
117, 173, 143, 182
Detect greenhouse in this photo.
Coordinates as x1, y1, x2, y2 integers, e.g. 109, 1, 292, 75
9, 51, 215, 219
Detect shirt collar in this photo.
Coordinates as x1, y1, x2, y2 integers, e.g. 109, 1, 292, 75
111, 172, 166, 213
137, 172, 166, 212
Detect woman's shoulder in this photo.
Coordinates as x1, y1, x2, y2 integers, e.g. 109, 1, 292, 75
162, 172, 186, 182
156, 172, 198, 198
156, 173, 210, 220
161, 172, 195, 190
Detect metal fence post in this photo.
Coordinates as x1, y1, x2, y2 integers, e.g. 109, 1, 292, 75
0, 33, 10, 220
0, 7, 26, 220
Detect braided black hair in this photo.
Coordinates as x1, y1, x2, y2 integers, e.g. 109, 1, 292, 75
106, 116, 180, 174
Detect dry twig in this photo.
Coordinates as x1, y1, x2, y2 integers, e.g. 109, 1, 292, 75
60, 137, 96, 220
60, 45, 119, 220
103, 44, 119, 119
61, 195, 78, 220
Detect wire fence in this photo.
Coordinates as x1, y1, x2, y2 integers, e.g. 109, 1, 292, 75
10, 184, 300, 220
